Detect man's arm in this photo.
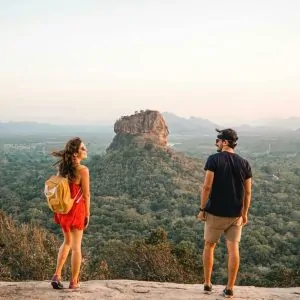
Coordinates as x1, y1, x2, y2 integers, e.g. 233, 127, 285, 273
201, 170, 214, 209
198, 170, 214, 220
241, 178, 252, 225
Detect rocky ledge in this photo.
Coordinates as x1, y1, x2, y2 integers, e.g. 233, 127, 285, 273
0, 280, 299, 300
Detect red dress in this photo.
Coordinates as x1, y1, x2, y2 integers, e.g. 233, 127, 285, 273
54, 182, 86, 232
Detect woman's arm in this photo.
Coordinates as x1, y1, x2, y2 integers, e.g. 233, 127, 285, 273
80, 167, 90, 224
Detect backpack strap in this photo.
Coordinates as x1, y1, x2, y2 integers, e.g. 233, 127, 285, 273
73, 187, 83, 203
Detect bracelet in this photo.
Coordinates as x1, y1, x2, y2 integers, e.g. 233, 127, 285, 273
200, 208, 205, 212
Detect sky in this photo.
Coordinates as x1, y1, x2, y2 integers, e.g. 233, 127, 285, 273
1, 0, 300, 125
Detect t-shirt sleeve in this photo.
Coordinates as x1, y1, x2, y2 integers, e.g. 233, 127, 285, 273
204, 155, 217, 172
245, 161, 252, 179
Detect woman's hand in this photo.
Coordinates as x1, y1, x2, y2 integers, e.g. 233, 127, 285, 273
84, 216, 90, 229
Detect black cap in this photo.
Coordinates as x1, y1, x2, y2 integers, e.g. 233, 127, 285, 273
216, 128, 238, 142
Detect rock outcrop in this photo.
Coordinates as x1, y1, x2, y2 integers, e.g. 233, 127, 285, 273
107, 110, 170, 151
0, 280, 299, 299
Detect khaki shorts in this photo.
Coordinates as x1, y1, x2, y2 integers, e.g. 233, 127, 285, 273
204, 212, 243, 243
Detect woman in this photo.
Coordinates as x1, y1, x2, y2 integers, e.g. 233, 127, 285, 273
50, 137, 90, 289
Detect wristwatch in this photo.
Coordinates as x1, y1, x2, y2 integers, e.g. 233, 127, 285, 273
199, 208, 205, 212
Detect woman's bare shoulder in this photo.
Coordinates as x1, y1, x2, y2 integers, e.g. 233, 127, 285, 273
75, 164, 89, 171
72, 165, 89, 182
77, 165, 89, 176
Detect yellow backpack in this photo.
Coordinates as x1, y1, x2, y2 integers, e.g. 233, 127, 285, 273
44, 175, 74, 214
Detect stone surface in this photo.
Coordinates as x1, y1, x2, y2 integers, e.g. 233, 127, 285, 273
0, 280, 299, 300
107, 110, 169, 150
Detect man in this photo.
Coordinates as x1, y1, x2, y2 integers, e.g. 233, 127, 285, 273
198, 128, 252, 298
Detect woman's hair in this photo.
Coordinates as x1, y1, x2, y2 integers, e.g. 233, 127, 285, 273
51, 137, 82, 180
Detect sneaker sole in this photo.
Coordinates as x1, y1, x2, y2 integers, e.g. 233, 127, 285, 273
204, 291, 212, 294
223, 293, 233, 298
51, 281, 63, 289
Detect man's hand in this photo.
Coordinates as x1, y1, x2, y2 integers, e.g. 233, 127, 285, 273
197, 211, 206, 221
242, 214, 248, 226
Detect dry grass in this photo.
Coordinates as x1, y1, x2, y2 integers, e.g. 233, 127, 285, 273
0, 210, 59, 280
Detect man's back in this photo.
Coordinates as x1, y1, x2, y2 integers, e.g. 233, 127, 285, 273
204, 151, 252, 217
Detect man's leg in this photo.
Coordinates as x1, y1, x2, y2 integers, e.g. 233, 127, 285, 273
203, 240, 216, 286
224, 216, 243, 291
226, 240, 240, 290
203, 213, 222, 287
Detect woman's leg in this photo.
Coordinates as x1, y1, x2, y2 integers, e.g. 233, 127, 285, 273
70, 229, 84, 284
54, 229, 72, 277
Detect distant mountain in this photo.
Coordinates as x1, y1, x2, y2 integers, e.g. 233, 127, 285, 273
0, 121, 113, 136
162, 112, 219, 135
162, 113, 299, 136
246, 117, 300, 131
264, 117, 300, 130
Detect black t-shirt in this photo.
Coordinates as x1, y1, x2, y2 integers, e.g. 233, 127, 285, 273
204, 151, 252, 217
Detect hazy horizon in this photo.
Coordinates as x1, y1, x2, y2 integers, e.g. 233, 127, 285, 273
2, 111, 300, 128
1, 1, 300, 125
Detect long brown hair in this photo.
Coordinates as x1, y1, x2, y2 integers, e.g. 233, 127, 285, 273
51, 137, 82, 180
